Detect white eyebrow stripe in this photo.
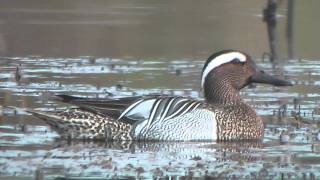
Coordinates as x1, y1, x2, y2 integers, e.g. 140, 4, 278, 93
201, 52, 246, 88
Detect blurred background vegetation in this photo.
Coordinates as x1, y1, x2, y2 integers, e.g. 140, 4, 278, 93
0, 0, 320, 60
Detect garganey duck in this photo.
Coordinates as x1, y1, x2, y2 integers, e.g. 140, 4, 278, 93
27, 50, 292, 141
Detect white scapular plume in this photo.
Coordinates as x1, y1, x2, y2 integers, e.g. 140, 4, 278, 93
201, 52, 246, 88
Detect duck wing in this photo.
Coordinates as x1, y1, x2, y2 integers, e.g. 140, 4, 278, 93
54, 95, 203, 125
55, 94, 139, 119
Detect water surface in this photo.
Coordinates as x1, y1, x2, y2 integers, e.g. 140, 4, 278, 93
1, 56, 320, 179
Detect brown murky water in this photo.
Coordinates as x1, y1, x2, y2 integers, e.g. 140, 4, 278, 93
1, 0, 320, 179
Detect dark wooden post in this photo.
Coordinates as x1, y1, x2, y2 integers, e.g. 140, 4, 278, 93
263, 0, 278, 62
286, 0, 295, 59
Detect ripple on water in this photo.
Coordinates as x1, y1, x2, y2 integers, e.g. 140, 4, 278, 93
0, 57, 320, 178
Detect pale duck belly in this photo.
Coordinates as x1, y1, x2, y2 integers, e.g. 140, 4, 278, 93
133, 109, 217, 141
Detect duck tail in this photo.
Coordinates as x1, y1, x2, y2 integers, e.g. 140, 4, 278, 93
26, 109, 65, 129
5, 106, 70, 135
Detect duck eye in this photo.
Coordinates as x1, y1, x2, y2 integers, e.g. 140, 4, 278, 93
233, 58, 245, 65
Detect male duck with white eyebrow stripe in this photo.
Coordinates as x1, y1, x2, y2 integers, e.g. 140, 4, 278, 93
25, 50, 292, 141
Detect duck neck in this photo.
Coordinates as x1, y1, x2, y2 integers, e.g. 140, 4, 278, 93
204, 77, 242, 105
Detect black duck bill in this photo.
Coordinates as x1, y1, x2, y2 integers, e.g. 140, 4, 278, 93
250, 69, 293, 86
